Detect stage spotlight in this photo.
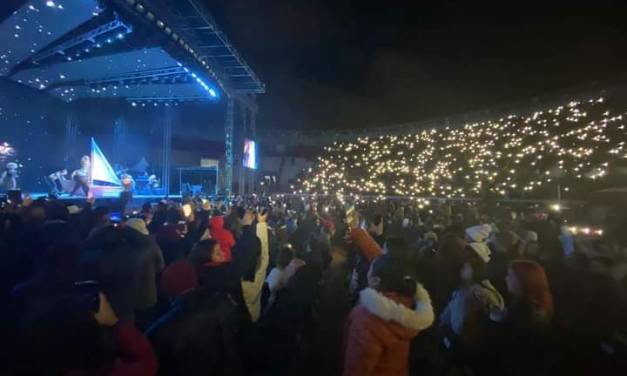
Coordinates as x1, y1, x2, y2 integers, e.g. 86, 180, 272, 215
106, 38, 113, 44
209, 88, 217, 98
46, 1, 56, 7
131, 102, 137, 107
117, 33, 124, 39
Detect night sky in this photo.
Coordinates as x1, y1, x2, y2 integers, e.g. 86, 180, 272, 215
208, 0, 627, 131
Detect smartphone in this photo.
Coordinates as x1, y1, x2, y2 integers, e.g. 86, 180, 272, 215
109, 212, 122, 223
74, 280, 101, 312
182, 204, 193, 218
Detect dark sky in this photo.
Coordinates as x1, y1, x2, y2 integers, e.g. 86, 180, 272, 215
207, 0, 627, 131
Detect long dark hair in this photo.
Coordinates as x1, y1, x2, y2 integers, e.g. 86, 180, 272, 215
370, 250, 417, 297
463, 246, 488, 283
510, 260, 553, 316
189, 239, 218, 267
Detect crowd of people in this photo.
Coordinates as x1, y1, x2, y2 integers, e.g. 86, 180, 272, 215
1, 193, 626, 375
298, 96, 627, 201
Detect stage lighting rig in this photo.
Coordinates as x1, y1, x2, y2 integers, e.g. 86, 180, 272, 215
30, 13, 133, 67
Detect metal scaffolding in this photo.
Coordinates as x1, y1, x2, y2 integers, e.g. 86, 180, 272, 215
224, 98, 234, 196
162, 106, 174, 196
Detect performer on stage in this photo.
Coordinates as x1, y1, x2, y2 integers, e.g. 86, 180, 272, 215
46, 169, 69, 195
0, 162, 19, 191
71, 155, 91, 196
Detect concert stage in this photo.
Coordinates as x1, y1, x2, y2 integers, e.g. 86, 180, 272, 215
0, 0, 264, 197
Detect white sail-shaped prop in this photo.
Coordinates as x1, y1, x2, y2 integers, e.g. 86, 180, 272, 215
91, 138, 121, 186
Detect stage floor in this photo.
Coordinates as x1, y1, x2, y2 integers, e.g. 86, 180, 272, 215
29, 193, 183, 210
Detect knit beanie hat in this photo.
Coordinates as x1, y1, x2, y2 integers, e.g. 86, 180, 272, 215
161, 260, 198, 298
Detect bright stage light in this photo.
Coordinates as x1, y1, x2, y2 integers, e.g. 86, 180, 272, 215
46, 1, 56, 8
209, 88, 217, 98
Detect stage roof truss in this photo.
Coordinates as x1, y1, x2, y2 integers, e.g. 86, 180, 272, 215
29, 14, 133, 66
128, 0, 265, 95
0, 0, 263, 104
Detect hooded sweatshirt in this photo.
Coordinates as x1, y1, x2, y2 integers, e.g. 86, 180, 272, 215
210, 216, 235, 262
343, 284, 434, 376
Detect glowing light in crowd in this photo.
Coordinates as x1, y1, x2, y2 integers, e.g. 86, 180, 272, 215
297, 97, 627, 199
568, 226, 603, 236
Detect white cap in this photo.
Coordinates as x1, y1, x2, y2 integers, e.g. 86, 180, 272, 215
526, 231, 538, 242
466, 224, 492, 242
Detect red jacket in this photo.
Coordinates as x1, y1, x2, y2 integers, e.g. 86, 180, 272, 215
210, 216, 235, 262
349, 228, 382, 262
343, 285, 434, 376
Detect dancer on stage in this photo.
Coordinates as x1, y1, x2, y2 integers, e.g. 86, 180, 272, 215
71, 155, 91, 196
0, 162, 19, 191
